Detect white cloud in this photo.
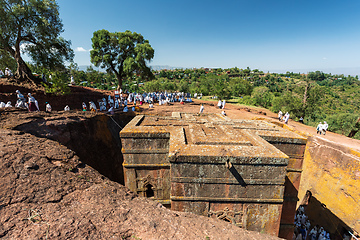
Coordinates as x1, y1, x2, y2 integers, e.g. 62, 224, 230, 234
75, 47, 88, 52
322, 57, 327, 60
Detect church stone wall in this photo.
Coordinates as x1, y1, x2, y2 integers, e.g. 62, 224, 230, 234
120, 113, 307, 237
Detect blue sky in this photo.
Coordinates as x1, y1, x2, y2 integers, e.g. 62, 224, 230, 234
58, 0, 360, 75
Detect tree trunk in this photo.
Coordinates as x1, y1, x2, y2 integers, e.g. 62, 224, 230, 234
114, 71, 122, 91
303, 82, 311, 107
110, 63, 123, 90
348, 117, 360, 138
348, 130, 358, 138
6, 45, 34, 80
15, 56, 33, 80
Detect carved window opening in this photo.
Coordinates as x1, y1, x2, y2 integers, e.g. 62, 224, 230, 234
145, 183, 154, 198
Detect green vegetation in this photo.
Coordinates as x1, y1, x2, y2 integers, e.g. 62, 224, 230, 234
0, 0, 74, 80
90, 29, 154, 89
143, 68, 360, 140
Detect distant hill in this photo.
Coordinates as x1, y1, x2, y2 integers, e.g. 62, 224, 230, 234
78, 65, 103, 72
150, 65, 180, 70
77, 65, 181, 72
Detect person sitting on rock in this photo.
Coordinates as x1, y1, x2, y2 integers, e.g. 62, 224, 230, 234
98, 98, 107, 111
15, 90, 26, 102
299, 116, 304, 124
15, 90, 27, 107
123, 106, 128, 112
221, 110, 226, 116
64, 105, 70, 111
82, 102, 87, 111
15, 95, 27, 109
45, 102, 52, 112
5, 101, 12, 108
89, 101, 97, 112
0, 101, 5, 108
108, 106, 114, 115
4, 68, 12, 76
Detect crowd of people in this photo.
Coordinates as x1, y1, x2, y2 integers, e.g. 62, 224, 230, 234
293, 206, 332, 240
278, 110, 330, 135
0, 90, 200, 114
1, 87, 333, 138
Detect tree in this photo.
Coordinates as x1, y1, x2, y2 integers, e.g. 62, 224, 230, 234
0, 0, 74, 80
251, 86, 273, 108
90, 29, 155, 90
0, 49, 17, 72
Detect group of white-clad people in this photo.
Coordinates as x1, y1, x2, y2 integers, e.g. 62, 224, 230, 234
293, 205, 332, 240
316, 121, 328, 135
278, 110, 290, 124
0, 90, 53, 113
0, 68, 13, 77
198, 100, 226, 116
278, 110, 330, 135
0, 90, 43, 112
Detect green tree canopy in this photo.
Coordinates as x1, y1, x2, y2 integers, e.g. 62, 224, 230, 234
0, 0, 74, 80
90, 29, 155, 89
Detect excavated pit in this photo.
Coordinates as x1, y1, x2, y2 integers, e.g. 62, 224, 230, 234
13, 111, 136, 185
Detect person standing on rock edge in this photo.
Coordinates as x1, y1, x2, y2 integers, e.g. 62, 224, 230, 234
316, 122, 323, 134
199, 104, 204, 114
322, 121, 328, 135
217, 99, 222, 109
70, 75, 75, 85
278, 110, 283, 121
284, 112, 290, 124
27, 93, 37, 112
